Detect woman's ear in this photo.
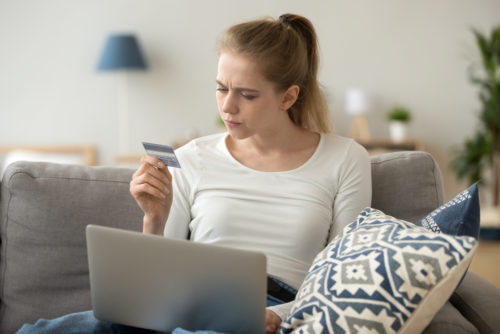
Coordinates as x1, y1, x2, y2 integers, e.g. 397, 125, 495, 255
280, 85, 300, 111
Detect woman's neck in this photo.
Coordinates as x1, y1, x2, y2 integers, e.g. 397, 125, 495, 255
232, 121, 316, 151
226, 125, 321, 172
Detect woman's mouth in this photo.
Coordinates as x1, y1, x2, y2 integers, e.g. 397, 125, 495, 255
224, 120, 241, 128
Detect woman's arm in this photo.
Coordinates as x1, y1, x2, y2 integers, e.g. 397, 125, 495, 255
328, 142, 372, 242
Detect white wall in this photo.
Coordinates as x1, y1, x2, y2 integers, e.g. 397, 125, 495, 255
1, 0, 499, 200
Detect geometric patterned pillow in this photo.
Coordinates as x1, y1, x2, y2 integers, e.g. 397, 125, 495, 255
416, 183, 480, 239
279, 208, 477, 334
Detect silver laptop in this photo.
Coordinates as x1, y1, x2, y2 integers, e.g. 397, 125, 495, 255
86, 225, 267, 333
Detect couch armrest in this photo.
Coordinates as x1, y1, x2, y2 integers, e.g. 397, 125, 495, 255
450, 271, 500, 334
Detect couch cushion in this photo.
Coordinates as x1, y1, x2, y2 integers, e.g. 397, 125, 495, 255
371, 151, 444, 222
0, 161, 143, 334
280, 208, 477, 334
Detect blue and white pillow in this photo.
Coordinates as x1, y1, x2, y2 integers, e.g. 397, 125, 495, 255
280, 208, 477, 334
416, 183, 480, 239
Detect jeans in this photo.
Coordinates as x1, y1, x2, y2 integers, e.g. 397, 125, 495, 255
16, 293, 295, 334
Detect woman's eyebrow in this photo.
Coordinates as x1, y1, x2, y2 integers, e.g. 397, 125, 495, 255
215, 80, 226, 87
215, 80, 260, 93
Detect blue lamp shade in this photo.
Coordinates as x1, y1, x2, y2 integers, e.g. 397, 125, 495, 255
97, 34, 147, 71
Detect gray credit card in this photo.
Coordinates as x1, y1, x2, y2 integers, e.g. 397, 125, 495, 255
142, 142, 181, 168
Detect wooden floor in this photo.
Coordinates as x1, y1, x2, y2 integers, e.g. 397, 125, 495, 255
468, 240, 500, 288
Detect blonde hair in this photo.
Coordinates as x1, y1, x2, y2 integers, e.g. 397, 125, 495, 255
218, 14, 331, 133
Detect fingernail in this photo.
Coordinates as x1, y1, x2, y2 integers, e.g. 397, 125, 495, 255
157, 161, 165, 169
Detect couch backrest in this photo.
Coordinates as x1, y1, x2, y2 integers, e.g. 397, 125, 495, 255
370, 151, 444, 222
0, 161, 143, 334
0, 151, 444, 333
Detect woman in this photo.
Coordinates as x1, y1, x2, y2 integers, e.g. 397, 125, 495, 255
16, 13, 371, 334
131, 13, 371, 333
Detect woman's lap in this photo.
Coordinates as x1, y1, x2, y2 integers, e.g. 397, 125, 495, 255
15, 310, 161, 334
16, 312, 216, 334
16, 295, 287, 334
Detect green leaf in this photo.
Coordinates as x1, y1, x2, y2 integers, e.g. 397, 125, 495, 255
453, 24, 500, 189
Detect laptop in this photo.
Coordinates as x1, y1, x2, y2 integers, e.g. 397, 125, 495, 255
86, 224, 267, 333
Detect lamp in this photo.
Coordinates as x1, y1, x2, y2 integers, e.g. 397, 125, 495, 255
97, 34, 147, 155
345, 88, 371, 141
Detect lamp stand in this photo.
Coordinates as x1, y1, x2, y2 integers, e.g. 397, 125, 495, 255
117, 72, 129, 155
348, 114, 371, 142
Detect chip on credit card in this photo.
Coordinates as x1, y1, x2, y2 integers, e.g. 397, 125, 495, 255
142, 142, 181, 168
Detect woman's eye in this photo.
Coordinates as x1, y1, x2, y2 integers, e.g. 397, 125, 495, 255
242, 94, 257, 100
216, 87, 228, 92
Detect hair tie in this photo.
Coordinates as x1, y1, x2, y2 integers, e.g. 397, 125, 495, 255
279, 14, 290, 26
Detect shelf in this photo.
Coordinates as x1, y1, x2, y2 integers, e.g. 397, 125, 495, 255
355, 138, 424, 155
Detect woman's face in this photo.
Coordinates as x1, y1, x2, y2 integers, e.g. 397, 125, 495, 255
216, 51, 286, 140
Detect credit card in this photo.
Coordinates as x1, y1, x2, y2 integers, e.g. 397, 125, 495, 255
142, 142, 181, 168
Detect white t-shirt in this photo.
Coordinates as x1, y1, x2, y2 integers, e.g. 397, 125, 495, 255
165, 132, 372, 290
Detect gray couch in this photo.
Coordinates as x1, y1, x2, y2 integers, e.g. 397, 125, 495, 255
1, 151, 499, 334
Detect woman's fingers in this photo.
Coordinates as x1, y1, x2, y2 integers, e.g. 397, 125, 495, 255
140, 155, 172, 173
136, 156, 170, 177
135, 167, 169, 191
132, 173, 169, 198
132, 181, 167, 199
131, 156, 173, 201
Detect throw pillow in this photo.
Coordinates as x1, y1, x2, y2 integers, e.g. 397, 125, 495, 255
416, 183, 480, 239
280, 208, 477, 334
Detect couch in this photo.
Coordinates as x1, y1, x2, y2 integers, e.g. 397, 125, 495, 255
1, 151, 499, 334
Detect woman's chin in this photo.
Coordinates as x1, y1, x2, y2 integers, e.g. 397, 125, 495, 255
226, 128, 250, 140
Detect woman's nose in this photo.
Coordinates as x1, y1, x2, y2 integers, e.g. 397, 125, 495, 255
221, 93, 238, 114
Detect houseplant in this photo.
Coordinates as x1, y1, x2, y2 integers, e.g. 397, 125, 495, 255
387, 106, 411, 143
452, 24, 500, 206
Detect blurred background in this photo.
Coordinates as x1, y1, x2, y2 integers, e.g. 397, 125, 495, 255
1, 0, 499, 204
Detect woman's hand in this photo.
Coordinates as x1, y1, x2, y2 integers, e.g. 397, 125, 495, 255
265, 309, 282, 334
130, 156, 173, 235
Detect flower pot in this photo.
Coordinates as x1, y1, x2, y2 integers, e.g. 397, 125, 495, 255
389, 121, 408, 143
